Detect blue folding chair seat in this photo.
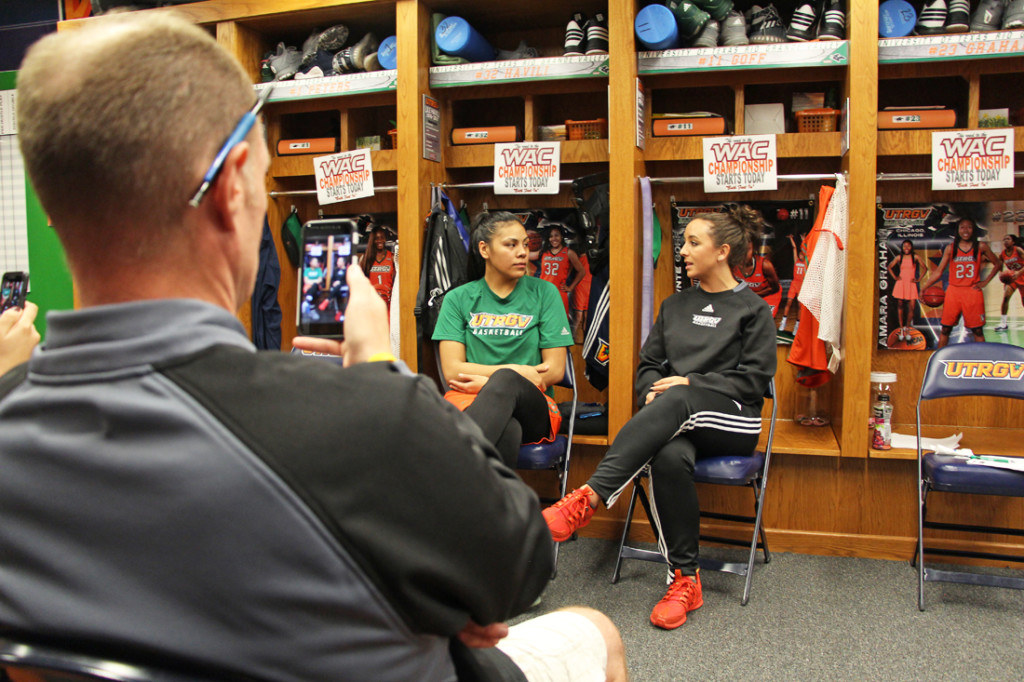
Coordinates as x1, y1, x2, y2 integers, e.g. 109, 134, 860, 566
914, 341, 1024, 610
611, 380, 776, 605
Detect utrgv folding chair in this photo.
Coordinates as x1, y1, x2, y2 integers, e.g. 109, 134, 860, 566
611, 380, 777, 605
913, 342, 1024, 610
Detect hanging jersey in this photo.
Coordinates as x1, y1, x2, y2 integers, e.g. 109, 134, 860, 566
369, 250, 396, 302
949, 244, 981, 287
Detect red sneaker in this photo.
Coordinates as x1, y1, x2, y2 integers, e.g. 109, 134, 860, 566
650, 569, 703, 629
542, 487, 595, 542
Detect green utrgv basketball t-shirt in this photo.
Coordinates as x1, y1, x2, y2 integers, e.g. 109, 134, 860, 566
433, 276, 573, 373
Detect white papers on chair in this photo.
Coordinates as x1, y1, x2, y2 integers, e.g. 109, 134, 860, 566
890, 432, 962, 452
965, 455, 1024, 474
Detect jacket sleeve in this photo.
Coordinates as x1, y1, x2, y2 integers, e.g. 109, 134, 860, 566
685, 300, 777, 405
634, 301, 671, 406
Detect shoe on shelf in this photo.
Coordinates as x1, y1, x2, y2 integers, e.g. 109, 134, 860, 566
266, 42, 302, 81
350, 32, 378, 68
363, 51, 381, 71
564, 12, 588, 55
691, 19, 720, 47
332, 47, 360, 74
915, 0, 948, 34
786, 2, 819, 41
692, 0, 733, 22
497, 40, 540, 60
721, 10, 750, 44
301, 24, 350, 66
1003, 0, 1024, 27
818, 0, 846, 39
585, 12, 610, 54
671, 1, 712, 41
543, 487, 596, 542
748, 4, 788, 43
971, 0, 1007, 30
945, 0, 970, 31
650, 570, 704, 629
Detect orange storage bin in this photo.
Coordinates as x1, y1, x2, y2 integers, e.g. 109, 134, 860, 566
565, 118, 608, 140
795, 108, 840, 132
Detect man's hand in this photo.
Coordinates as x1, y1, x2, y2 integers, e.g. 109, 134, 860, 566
292, 266, 390, 367
0, 302, 40, 376
457, 620, 509, 648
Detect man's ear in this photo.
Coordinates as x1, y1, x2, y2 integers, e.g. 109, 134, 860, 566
209, 141, 251, 233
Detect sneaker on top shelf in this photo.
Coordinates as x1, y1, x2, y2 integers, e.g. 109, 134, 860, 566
585, 12, 610, 54
945, 0, 970, 31
497, 40, 540, 60
818, 0, 846, 39
650, 570, 704, 630
266, 42, 302, 81
564, 12, 588, 55
692, 0, 733, 22
970, 0, 1007, 30
691, 19, 720, 47
672, 1, 712, 40
721, 10, 750, 44
786, 2, 819, 41
301, 24, 350, 67
748, 4, 788, 43
1003, 0, 1024, 28
914, 0, 948, 34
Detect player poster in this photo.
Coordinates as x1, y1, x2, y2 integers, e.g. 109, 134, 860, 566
671, 199, 815, 345
876, 202, 1024, 350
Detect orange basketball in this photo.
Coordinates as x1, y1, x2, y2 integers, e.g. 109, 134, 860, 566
921, 286, 945, 307
1000, 271, 1015, 285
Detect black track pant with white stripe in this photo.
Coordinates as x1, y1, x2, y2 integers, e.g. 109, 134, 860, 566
586, 384, 761, 574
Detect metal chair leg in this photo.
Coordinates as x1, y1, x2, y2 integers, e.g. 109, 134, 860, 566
611, 480, 641, 584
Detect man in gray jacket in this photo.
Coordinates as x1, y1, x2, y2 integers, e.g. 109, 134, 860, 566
0, 12, 625, 682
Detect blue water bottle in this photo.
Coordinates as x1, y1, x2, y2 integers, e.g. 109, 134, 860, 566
635, 4, 681, 50
378, 35, 397, 70
435, 16, 496, 62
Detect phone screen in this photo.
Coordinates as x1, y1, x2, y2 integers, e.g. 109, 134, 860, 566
0, 272, 29, 314
297, 220, 358, 338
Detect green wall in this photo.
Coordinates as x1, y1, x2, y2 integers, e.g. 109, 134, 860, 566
1, 70, 74, 339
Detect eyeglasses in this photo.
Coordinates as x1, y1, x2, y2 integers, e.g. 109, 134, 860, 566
188, 85, 274, 208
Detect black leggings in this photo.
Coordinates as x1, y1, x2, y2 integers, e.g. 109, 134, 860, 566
586, 384, 761, 574
464, 369, 550, 469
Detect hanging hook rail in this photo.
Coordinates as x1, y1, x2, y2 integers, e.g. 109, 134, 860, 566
877, 171, 1024, 182
269, 185, 398, 198
647, 172, 846, 185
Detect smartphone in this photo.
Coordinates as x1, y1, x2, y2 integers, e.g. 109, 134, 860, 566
0, 272, 29, 314
296, 219, 359, 338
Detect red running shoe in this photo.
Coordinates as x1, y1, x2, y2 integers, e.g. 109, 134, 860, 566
542, 487, 595, 542
650, 569, 703, 629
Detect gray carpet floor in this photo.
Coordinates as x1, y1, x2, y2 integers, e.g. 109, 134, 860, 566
513, 538, 1024, 681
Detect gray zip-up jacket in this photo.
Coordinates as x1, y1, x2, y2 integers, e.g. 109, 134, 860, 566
0, 299, 552, 681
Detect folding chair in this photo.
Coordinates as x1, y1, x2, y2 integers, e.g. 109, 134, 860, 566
0, 635, 257, 682
913, 341, 1024, 610
611, 380, 777, 605
433, 343, 578, 575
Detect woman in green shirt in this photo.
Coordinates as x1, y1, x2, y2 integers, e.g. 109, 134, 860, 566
433, 211, 574, 468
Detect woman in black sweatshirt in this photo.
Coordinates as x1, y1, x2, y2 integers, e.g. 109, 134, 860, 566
543, 205, 777, 630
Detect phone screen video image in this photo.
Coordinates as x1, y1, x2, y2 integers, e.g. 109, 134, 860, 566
300, 234, 352, 333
